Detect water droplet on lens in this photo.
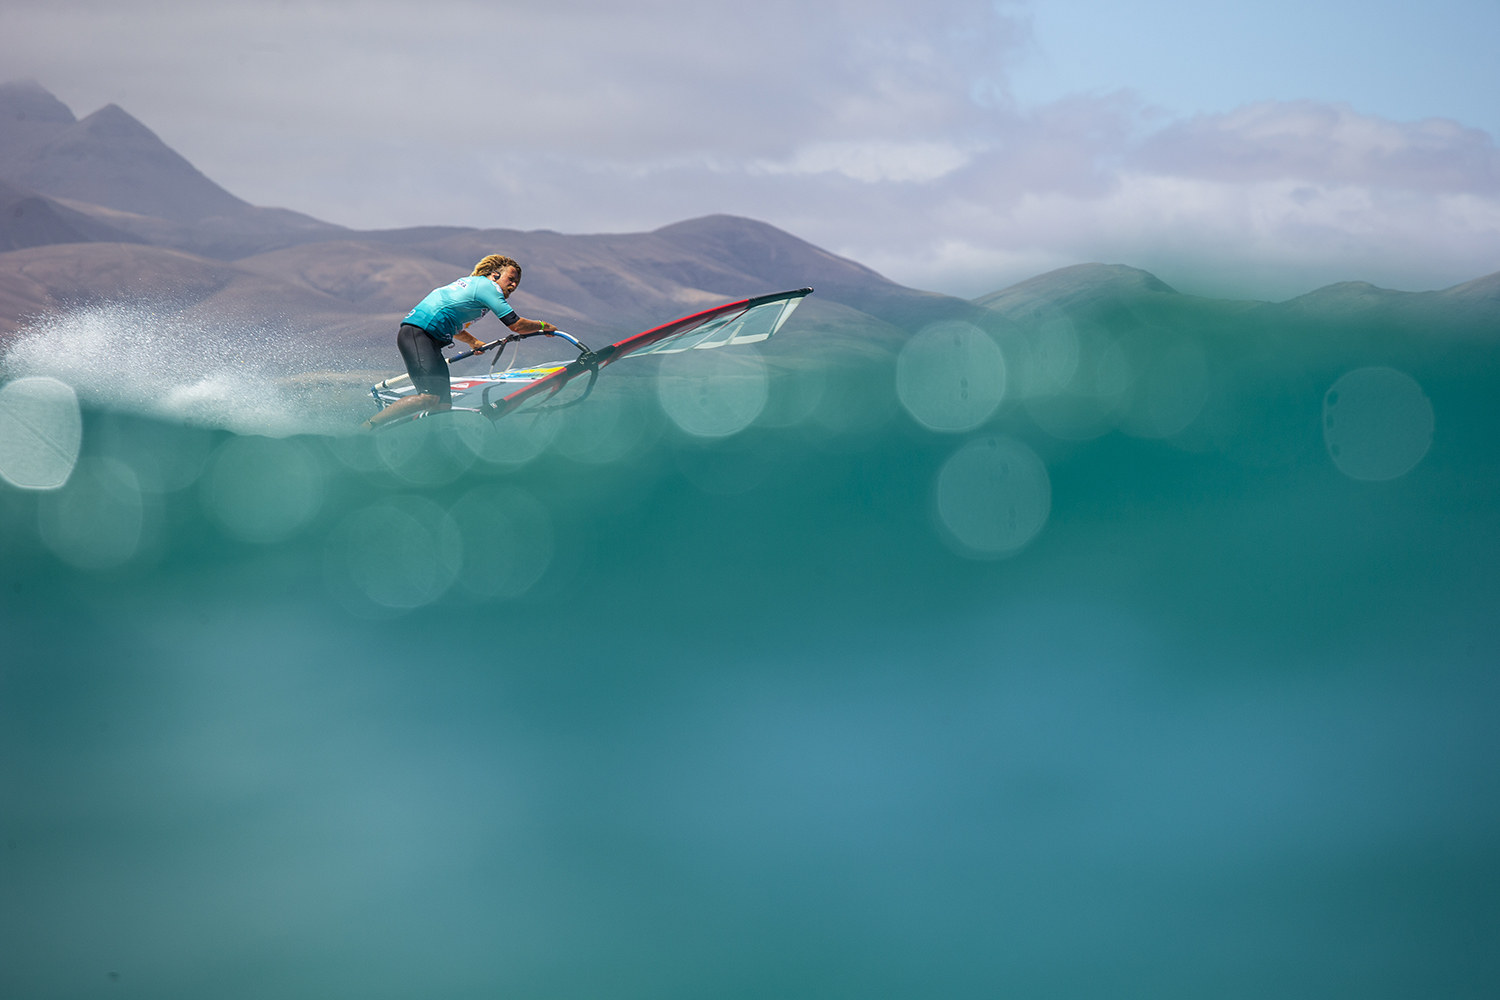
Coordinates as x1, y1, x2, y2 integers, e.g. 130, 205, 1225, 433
1117, 335, 1206, 439
37, 457, 142, 569
934, 436, 1050, 558
376, 414, 478, 486
756, 360, 826, 428
0, 376, 81, 489
326, 496, 462, 611
657, 348, 768, 438
553, 387, 651, 463
896, 321, 1006, 432
1322, 367, 1433, 481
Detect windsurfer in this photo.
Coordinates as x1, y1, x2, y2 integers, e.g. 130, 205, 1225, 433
363, 254, 556, 429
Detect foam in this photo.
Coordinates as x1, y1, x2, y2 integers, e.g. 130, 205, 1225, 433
2, 302, 375, 436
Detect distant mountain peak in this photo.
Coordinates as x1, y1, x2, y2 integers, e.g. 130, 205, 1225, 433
1020, 263, 1178, 295
75, 103, 160, 139
972, 262, 1178, 316
1306, 280, 1385, 294
654, 213, 903, 288
1282, 281, 1410, 309
1441, 271, 1500, 302
0, 79, 76, 125
3, 96, 254, 224
654, 213, 786, 238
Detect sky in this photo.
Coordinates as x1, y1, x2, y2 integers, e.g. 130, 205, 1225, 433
0, 0, 1497, 300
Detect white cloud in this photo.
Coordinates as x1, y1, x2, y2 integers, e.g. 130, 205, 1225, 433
1134, 101, 1500, 193
752, 141, 974, 184
861, 170, 1500, 300
818, 100, 1500, 297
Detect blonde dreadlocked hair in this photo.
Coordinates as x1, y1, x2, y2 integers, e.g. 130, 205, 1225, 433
471, 254, 521, 280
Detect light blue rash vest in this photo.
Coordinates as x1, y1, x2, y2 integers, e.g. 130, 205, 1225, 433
403, 275, 518, 346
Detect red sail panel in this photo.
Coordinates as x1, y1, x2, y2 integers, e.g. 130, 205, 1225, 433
483, 288, 811, 421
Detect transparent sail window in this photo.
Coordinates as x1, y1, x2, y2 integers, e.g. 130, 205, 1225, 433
701, 297, 802, 349
630, 312, 745, 357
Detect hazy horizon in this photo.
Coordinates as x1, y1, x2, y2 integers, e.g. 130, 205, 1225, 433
1, 1, 1495, 302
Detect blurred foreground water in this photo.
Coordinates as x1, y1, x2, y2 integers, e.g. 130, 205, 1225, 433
2, 291, 1499, 999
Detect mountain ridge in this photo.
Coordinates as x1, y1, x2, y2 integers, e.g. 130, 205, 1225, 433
0, 80, 1493, 352
0, 179, 145, 252
0, 80, 344, 253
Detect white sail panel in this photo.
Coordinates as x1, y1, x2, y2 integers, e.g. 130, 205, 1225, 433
628, 312, 745, 357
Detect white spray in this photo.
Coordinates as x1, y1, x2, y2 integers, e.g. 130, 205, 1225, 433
2, 302, 380, 436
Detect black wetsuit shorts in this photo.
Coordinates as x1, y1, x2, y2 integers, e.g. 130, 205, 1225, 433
396, 323, 450, 405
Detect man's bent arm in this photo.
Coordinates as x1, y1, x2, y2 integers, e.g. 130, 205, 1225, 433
506, 316, 555, 334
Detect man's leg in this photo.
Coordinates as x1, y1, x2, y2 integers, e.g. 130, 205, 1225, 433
366, 325, 453, 429
364, 392, 449, 429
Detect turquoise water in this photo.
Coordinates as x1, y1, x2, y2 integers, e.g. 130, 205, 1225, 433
2, 296, 1499, 998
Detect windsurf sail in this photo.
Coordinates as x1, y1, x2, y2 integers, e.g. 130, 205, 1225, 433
370, 287, 812, 421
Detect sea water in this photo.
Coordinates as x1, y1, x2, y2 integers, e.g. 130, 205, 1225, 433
2, 297, 1498, 999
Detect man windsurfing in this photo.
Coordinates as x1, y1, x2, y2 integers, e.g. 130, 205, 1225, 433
364, 254, 557, 429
